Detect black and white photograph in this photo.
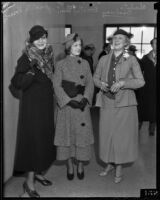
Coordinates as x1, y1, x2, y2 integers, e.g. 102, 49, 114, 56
2, 1, 159, 198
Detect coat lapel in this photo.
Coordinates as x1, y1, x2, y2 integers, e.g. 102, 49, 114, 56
103, 51, 113, 82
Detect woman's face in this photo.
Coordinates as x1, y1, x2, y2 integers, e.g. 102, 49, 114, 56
151, 39, 157, 52
112, 34, 127, 51
33, 34, 47, 50
70, 40, 81, 56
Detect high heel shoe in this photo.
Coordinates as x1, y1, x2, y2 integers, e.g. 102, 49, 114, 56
99, 165, 114, 176
23, 181, 40, 198
77, 164, 84, 180
35, 175, 52, 186
114, 175, 123, 183
67, 164, 74, 180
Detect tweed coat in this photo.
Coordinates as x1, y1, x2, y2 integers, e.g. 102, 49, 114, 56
93, 50, 145, 108
53, 55, 94, 147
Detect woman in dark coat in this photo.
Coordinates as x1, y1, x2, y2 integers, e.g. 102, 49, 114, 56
137, 38, 157, 135
11, 25, 56, 197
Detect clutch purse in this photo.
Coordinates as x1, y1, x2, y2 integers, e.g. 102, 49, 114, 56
62, 80, 78, 98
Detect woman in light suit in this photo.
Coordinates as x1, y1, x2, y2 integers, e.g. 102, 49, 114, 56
93, 29, 145, 183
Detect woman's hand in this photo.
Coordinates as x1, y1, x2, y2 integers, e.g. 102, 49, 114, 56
110, 81, 125, 93
100, 81, 109, 92
30, 59, 38, 67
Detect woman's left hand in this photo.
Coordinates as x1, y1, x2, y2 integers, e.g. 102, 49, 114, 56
110, 81, 125, 93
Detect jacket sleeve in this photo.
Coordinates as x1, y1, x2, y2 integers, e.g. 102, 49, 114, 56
11, 54, 35, 90
122, 56, 145, 89
93, 56, 105, 89
52, 61, 71, 108
83, 61, 94, 105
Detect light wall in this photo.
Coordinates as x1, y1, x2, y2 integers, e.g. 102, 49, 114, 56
65, 2, 157, 68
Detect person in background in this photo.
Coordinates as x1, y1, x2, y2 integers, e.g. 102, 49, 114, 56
93, 29, 145, 183
53, 33, 94, 181
137, 38, 157, 135
128, 45, 143, 130
128, 45, 141, 64
88, 43, 96, 59
81, 45, 94, 75
98, 42, 111, 60
11, 25, 56, 197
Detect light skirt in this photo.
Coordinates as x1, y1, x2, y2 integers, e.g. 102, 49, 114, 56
99, 98, 138, 164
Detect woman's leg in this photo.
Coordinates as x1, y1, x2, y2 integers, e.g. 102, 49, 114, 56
26, 171, 35, 190
22, 171, 40, 197
66, 157, 74, 180
115, 164, 123, 183
77, 160, 84, 179
67, 157, 74, 174
99, 163, 114, 176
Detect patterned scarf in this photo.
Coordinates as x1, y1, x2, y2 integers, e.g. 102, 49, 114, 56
23, 41, 54, 80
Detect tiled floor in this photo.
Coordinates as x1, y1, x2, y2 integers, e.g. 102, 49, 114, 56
4, 107, 156, 197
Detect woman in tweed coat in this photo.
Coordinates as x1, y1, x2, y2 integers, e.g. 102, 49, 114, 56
53, 33, 94, 180
93, 29, 145, 183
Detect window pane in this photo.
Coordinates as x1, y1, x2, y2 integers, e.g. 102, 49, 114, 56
130, 27, 142, 43
106, 27, 117, 40
143, 27, 154, 43
119, 27, 130, 32
65, 28, 71, 36
142, 44, 152, 56
130, 44, 142, 58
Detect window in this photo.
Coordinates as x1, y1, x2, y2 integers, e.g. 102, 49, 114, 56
104, 24, 156, 58
65, 25, 72, 36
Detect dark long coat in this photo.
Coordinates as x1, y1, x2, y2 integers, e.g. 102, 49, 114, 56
12, 53, 56, 172
136, 52, 156, 122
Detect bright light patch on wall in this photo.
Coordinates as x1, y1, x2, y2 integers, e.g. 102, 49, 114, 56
141, 26, 146, 31
65, 28, 71, 36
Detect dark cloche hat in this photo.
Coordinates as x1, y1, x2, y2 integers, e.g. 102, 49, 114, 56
29, 25, 48, 43
113, 29, 133, 39
128, 45, 137, 52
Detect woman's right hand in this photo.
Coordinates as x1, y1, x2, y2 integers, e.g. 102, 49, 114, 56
100, 81, 109, 92
30, 59, 38, 67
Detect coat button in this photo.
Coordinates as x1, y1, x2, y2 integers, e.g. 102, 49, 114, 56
81, 123, 85, 126
77, 60, 81, 64
80, 75, 84, 79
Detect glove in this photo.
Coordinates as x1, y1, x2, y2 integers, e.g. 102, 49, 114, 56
67, 100, 81, 109
76, 85, 85, 95
79, 98, 88, 111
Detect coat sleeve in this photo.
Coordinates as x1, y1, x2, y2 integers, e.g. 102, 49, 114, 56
83, 61, 94, 105
122, 56, 145, 89
93, 56, 105, 89
11, 54, 35, 90
52, 61, 71, 108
